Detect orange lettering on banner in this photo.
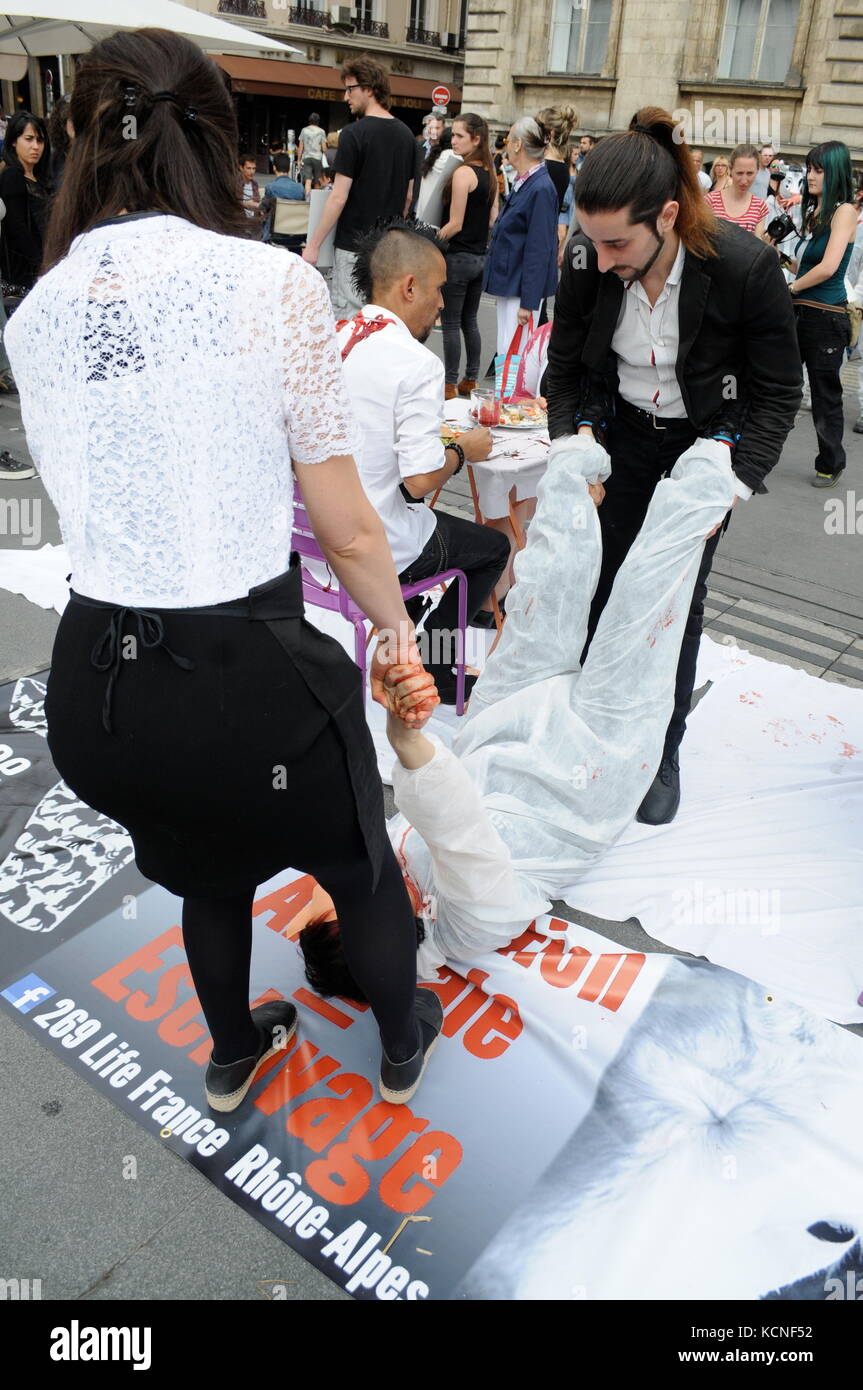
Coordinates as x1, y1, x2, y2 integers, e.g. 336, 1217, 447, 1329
91, 925, 183, 1000
378, 1131, 463, 1214
599, 953, 646, 1011
578, 954, 624, 1003
420, 966, 473, 1011
497, 923, 545, 965
539, 941, 591, 988
464, 993, 522, 1058
125, 961, 191, 1023
157, 992, 208, 1048
305, 1103, 428, 1206
186, 987, 283, 1065
442, 969, 489, 1035
292, 987, 355, 1029
254, 1040, 340, 1115
288, 1071, 374, 1152
252, 874, 317, 936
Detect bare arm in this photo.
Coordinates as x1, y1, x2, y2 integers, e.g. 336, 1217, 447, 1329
792, 204, 858, 291
303, 173, 351, 262
293, 453, 411, 639
403, 179, 415, 218
438, 165, 476, 241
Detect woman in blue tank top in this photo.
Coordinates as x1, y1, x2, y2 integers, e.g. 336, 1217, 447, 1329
787, 141, 857, 486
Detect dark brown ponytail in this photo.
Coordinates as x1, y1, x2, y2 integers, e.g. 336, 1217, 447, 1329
43, 27, 250, 272
575, 105, 718, 259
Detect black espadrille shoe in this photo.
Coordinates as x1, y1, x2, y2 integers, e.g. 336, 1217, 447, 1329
205, 1000, 298, 1113
379, 987, 444, 1105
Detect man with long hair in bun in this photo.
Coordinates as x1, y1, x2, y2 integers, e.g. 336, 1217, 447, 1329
546, 106, 802, 824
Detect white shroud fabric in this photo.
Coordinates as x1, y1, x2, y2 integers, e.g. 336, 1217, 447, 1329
452, 434, 739, 896
391, 433, 739, 969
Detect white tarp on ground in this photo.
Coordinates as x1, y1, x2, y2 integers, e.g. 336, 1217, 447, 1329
1, 538, 861, 1022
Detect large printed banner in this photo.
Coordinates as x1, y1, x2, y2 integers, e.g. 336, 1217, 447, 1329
2, 675, 863, 1300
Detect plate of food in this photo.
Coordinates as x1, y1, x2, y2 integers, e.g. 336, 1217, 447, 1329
440, 422, 468, 446
470, 400, 547, 430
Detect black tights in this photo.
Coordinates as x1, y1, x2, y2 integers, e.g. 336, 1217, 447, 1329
182, 842, 420, 1067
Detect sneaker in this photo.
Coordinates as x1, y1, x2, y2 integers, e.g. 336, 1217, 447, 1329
379, 987, 444, 1105
636, 752, 681, 825
204, 1000, 298, 1113
0, 451, 35, 480
854, 418, 863, 434
811, 470, 844, 488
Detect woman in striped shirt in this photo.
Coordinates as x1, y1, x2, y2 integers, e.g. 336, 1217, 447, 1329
706, 142, 768, 236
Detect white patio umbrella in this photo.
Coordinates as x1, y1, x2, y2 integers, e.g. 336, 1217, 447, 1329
0, 1, 298, 81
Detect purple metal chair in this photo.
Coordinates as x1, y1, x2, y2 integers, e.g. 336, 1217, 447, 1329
292, 494, 470, 714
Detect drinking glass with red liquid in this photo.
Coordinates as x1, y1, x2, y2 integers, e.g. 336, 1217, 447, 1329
471, 388, 500, 426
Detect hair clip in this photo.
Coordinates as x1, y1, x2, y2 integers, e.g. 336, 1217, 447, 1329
184, 105, 199, 123
123, 85, 138, 110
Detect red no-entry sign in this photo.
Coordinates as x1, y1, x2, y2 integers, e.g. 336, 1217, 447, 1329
432, 86, 450, 107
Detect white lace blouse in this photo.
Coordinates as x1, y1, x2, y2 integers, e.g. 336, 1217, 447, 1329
5, 214, 359, 606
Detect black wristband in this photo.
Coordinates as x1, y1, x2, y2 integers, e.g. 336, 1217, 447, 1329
446, 440, 466, 475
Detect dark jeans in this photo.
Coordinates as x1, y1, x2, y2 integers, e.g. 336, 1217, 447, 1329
399, 508, 509, 675
582, 406, 729, 756
796, 302, 850, 477
441, 252, 485, 384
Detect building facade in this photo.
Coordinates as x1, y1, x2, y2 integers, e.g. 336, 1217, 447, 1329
462, 0, 863, 159
0, 2, 466, 165
198, 0, 468, 159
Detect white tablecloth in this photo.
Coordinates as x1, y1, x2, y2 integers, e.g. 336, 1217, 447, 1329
443, 397, 549, 520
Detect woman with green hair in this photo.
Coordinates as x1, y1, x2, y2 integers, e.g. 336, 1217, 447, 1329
784, 140, 857, 487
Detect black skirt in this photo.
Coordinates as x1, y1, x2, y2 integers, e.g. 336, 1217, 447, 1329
44, 559, 387, 898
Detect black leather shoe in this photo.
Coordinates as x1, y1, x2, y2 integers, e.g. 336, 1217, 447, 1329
379, 987, 444, 1105
205, 1000, 298, 1113
636, 752, 681, 825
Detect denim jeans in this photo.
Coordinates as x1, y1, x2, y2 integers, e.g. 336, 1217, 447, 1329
441, 251, 485, 384
795, 303, 850, 477
398, 508, 509, 676
331, 248, 362, 320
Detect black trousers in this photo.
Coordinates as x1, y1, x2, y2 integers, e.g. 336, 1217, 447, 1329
796, 302, 851, 477
399, 509, 509, 674
582, 407, 727, 756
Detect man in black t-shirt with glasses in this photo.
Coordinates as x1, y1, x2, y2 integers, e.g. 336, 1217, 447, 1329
303, 55, 420, 318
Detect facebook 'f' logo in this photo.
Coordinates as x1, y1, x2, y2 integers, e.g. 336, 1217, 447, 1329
1, 974, 55, 1013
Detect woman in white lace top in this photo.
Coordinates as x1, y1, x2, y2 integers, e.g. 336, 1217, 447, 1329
5, 27, 444, 1113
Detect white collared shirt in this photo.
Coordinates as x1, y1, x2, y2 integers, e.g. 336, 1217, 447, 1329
611, 238, 687, 419
336, 304, 440, 573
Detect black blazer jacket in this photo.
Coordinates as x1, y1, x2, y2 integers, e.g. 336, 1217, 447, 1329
545, 219, 804, 493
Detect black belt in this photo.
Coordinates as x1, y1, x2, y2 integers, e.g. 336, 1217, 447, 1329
616, 397, 693, 433
70, 557, 305, 733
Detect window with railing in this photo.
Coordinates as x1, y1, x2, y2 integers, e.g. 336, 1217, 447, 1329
288, 5, 328, 24
353, 1, 390, 37
547, 0, 612, 75
218, 0, 267, 17
718, 0, 800, 82
407, 0, 439, 45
